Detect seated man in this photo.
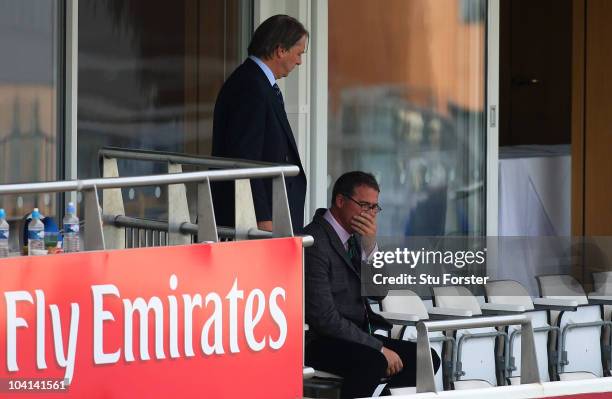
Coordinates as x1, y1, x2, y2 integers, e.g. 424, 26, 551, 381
305, 171, 440, 398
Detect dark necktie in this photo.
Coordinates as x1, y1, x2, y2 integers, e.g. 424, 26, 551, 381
347, 235, 361, 272
347, 235, 372, 334
272, 83, 284, 107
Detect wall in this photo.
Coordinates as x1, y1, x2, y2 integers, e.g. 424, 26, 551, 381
573, 0, 612, 237
572, 0, 612, 280
583, 0, 612, 236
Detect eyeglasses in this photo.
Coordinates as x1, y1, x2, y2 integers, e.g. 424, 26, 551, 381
343, 194, 382, 214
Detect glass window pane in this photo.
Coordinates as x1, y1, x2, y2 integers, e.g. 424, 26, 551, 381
0, 0, 61, 237
328, 0, 486, 236
78, 0, 251, 219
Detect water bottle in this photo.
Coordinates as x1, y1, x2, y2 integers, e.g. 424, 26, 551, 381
63, 202, 80, 253
0, 208, 9, 258
28, 208, 45, 255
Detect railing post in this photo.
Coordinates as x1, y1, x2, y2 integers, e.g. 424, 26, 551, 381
415, 316, 540, 393
519, 319, 540, 384
83, 186, 105, 250
101, 157, 126, 249
168, 163, 191, 245
235, 179, 257, 240
272, 173, 293, 237
197, 177, 218, 242
416, 322, 437, 393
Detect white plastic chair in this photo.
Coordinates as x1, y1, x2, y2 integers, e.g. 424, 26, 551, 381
380, 289, 469, 391
432, 286, 522, 389
592, 271, 612, 371
536, 274, 612, 380
485, 279, 578, 384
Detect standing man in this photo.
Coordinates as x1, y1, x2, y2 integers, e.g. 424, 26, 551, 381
212, 15, 308, 233
304, 171, 440, 398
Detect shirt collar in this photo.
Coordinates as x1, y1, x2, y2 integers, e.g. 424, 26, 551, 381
249, 55, 276, 87
323, 209, 351, 247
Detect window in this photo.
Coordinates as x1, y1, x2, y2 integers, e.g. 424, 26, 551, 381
78, 0, 252, 219
0, 0, 62, 232
328, 0, 486, 236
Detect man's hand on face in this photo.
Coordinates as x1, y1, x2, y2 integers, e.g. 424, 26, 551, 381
351, 211, 377, 255
381, 346, 403, 376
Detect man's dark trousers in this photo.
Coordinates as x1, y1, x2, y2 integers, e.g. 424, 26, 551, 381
306, 335, 439, 398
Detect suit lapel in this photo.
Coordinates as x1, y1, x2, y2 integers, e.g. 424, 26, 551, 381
269, 89, 302, 168
244, 58, 303, 170
314, 214, 360, 277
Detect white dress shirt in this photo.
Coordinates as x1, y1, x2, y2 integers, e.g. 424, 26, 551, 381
249, 55, 276, 87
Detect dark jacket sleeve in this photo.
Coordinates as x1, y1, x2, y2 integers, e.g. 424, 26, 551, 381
305, 235, 383, 351
223, 87, 271, 222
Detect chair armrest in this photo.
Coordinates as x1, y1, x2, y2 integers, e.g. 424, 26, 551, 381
428, 307, 473, 318
587, 294, 612, 305
480, 303, 526, 315
532, 298, 579, 311
379, 311, 421, 326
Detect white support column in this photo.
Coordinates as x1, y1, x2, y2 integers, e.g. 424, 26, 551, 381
486, 0, 500, 237
64, 0, 78, 206
309, 0, 328, 216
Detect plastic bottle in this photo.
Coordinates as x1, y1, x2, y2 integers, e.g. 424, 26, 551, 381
28, 208, 45, 255
0, 208, 9, 258
63, 202, 80, 253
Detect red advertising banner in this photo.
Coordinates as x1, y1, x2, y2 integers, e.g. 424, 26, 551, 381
546, 394, 612, 399
0, 238, 303, 398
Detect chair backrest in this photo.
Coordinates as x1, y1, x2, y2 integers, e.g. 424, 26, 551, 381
537, 275, 604, 378
485, 280, 550, 383
432, 286, 482, 315
536, 274, 588, 305
381, 289, 430, 319
433, 286, 502, 386
485, 280, 535, 310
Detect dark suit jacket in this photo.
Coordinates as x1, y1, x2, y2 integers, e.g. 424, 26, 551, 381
304, 208, 390, 351
211, 58, 307, 232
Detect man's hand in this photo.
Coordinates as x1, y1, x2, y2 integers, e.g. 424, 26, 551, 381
381, 346, 403, 376
351, 211, 377, 255
257, 220, 273, 232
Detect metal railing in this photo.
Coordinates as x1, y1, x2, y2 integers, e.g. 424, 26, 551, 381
415, 315, 540, 393
101, 214, 313, 247
98, 146, 279, 170
98, 147, 304, 249
0, 163, 305, 250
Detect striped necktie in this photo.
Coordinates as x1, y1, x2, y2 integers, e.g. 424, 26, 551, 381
272, 83, 284, 107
